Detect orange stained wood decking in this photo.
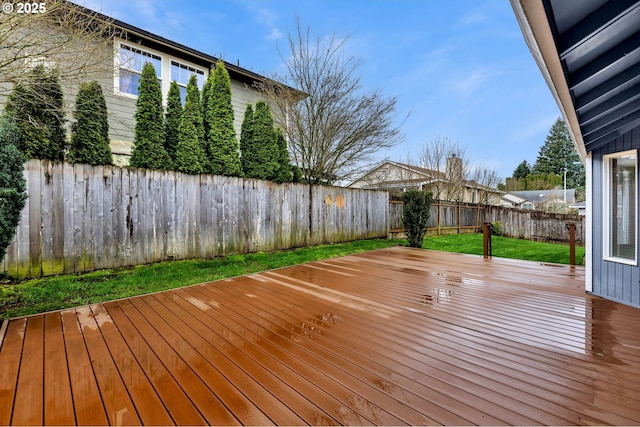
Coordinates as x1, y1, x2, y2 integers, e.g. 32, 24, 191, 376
1, 246, 640, 426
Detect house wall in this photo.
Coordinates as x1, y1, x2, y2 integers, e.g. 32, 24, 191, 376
0, 27, 280, 167
591, 125, 640, 308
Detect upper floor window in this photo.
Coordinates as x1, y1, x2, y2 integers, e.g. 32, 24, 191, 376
171, 61, 205, 103
604, 150, 637, 264
118, 44, 162, 96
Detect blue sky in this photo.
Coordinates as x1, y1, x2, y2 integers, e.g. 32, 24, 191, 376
80, 0, 561, 180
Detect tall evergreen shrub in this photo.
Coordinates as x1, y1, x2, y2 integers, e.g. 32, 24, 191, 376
0, 117, 28, 263
242, 100, 279, 180
4, 65, 66, 160
164, 81, 182, 162
239, 104, 254, 175
204, 61, 241, 176
402, 190, 433, 248
129, 62, 172, 170
175, 75, 207, 174
68, 81, 112, 165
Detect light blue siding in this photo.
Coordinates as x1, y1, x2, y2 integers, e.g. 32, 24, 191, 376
592, 126, 640, 308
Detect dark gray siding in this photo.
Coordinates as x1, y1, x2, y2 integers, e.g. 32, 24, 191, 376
592, 126, 640, 308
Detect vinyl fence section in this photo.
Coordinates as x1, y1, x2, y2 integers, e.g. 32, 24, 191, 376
2, 160, 388, 279
389, 200, 584, 244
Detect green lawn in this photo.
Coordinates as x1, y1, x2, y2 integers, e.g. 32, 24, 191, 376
422, 233, 585, 265
0, 239, 401, 320
0, 234, 583, 319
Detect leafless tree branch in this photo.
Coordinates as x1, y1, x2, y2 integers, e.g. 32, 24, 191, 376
256, 18, 404, 185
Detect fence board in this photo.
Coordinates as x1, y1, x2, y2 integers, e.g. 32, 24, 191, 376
3, 161, 389, 279
389, 200, 584, 244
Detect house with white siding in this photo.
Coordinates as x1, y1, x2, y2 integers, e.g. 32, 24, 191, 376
0, 2, 299, 166
348, 159, 503, 205
511, 0, 640, 308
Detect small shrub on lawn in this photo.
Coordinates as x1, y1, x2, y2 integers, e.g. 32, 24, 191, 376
402, 190, 433, 248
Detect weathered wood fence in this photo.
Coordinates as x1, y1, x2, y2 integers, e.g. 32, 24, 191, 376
2, 160, 388, 279
389, 200, 584, 244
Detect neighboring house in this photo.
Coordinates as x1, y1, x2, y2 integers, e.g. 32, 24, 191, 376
0, 2, 300, 166
501, 189, 577, 212
347, 159, 503, 205
511, 0, 640, 308
570, 201, 587, 216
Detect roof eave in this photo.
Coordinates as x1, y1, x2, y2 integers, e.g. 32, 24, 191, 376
509, 0, 587, 160
66, 0, 305, 99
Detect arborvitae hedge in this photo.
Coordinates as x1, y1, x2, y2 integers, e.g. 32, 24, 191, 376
0, 117, 28, 262
68, 81, 113, 165
165, 81, 182, 162
129, 62, 172, 170
201, 74, 212, 152
239, 104, 254, 175
3, 65, 66, 160
402, 190, 433, 248
204, 61, 241, 177
175, 75, 207, 174
242, 100, 279, 180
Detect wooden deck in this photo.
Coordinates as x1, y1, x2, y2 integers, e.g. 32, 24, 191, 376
1, 246, 639, 425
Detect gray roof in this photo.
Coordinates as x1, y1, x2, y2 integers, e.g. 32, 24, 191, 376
506, 189, 576, 204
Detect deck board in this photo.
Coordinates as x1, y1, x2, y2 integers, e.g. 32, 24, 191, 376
1, 247, 640, 425
43, 312, 75, 426
12, 316, 44, 426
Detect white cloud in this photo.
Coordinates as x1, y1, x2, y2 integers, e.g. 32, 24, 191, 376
266, 27, 283, 41
447, 71, 489, 97
455, 10, 487, 28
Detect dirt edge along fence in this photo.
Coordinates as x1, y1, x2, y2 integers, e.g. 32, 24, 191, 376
2, 160, 388, 279
388, 200, 584, 244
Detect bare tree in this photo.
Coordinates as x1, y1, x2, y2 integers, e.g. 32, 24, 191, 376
0, 1, 116, 108
419, 137, 470, 201
256, 18, 404, 185
469, 164, 502, 205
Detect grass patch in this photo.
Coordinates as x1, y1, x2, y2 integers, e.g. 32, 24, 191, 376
0, 239, 401, 320
422, 233, 585, 265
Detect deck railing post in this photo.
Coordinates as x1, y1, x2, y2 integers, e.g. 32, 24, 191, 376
483, 222, 492, 259
567, 222, 576, 265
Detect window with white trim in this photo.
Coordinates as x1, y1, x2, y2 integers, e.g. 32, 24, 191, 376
171, 61, 205, 103
603, 150, 637, 264
118, 44, 162, 96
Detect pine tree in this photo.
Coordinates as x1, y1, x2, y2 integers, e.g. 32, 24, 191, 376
512, 160, 531, 180
533, 118, 584, 188
0, 117, 28, 263
3, 65, 66, 160
242, 100, 279, 180
164, 81, 182, 162
68, 81, 112, 165
175, 75, 206, 174
204, 61, 241, 176
274, 127, 293, 183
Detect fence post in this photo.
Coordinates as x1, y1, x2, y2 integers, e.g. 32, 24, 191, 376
567, 222, 576, 265
483, 222, 492, 259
